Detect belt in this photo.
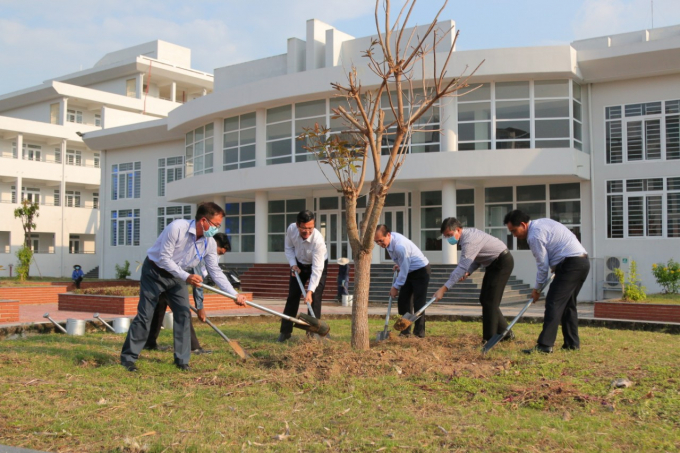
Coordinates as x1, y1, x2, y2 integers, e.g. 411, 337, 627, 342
565, 254, 588, 259
498, 249, 509, 258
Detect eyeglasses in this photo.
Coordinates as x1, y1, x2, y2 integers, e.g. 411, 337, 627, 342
204, 218, 222, 228
298, 227, 314, 232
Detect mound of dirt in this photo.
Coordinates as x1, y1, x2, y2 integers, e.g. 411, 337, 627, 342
260, 334, 512, 381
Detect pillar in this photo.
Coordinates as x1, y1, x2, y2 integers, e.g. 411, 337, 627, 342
136, 73, 144, 99
255, 109, 266, 167
16, 133, 23, 203
440, 96, 457, 152
254, 191, 268, 263
170, 82, 177, 103
59, 98, 68, 126
442, 180, 458, 265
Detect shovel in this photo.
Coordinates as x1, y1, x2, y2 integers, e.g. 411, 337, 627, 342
200, 283, 330, 336
376, 271, 398, 341
393, 296, 437, 332
189, 306, 251, 360
294, 271, 323, 340
482, 275, 555, 354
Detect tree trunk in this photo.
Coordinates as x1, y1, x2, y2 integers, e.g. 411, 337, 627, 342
351, 251, 373, 350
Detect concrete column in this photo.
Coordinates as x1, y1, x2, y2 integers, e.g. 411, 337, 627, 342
16, 133, 23, 160
136, 73, 144, 99
202, 88, 208, 97
442, 180, 458, 264
170, 82, 177, 103
440, 96, 457, 152
254, 191, 268, 263
212, 119, 223, 171
255, 109, 266, 167
59, 98, 68, 126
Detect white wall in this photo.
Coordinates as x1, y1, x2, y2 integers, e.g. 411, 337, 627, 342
2, 102, 51, 123
85, 78, 127, 96
590, 73, 680, 294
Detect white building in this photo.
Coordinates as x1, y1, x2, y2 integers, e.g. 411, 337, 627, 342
0, 41, 213, 277
83, 20, 680, 300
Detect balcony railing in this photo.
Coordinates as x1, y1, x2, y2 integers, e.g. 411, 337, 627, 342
0, 200, 98, 209
0, 154, 100, 168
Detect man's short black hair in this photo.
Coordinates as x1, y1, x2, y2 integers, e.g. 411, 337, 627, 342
440, 217, 463, 234
297, 210, 315, 224
375, 224, 391, 236
213, 232, 231, 252
196, 202, 226, 221
503, 210, 531, 227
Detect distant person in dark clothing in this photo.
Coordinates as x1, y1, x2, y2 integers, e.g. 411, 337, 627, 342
72, 265, 84, 289
144, 233, 232, 355
336, 257, 350, 301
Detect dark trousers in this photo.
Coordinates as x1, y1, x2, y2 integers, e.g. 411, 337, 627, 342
479, 251, 514, 341
74, 277, 83, 289
144, 293, 201, 351
397, 265, 431, 336
538, 256, 590, 348
120, 258, 192, 366
280, 260, 328, 334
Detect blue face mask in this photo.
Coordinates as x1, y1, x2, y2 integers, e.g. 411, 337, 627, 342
446, 236, 458, 246
202, 219, 219, 238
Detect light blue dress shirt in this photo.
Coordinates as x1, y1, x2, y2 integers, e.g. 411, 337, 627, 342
146, 219, 237, 298
527, 218, 587, 290
386, 232, 429, 289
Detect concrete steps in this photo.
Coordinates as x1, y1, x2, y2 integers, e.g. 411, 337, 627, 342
240, 263, 354, 300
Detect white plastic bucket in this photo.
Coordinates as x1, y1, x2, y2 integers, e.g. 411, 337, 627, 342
341, 295, 353, 307
163, 312, 174, 330
113, 318, 130, 334
65, 319, 86, 336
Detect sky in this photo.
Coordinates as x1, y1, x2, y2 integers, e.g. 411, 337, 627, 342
1, 0, 679, 94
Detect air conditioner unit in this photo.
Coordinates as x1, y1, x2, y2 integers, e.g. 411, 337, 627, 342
604, 256, 631, 289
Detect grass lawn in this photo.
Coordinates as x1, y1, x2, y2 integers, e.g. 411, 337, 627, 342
641, 293, 680, 305
0, 319, 678, 452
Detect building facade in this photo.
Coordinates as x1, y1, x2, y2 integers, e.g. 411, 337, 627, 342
0, 41, 213, 277
83, 20, 680, 300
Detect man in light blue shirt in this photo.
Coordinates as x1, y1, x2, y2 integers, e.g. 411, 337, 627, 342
374, 224, 430, 337
505, 210, 590, 354
120, 202, 247, 372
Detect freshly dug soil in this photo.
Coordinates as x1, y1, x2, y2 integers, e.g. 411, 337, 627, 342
393, 317, 411, 332
261, 334, 512, 381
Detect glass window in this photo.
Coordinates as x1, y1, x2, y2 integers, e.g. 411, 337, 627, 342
535, 99, 569, 118
495, 81, 529, 100
534, 80, 569, 98
458, 102, 490, 122
420, 191, 442, 251
268, 199, 306, 251
223, 113, 257, 171
185, 123, 214, 177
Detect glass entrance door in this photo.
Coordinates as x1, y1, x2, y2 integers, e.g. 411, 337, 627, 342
318, 212, 340, 262
380, 208, 408, 262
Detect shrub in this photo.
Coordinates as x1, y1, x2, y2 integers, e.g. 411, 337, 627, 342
114, 260, 131, 280
613, 260, 646, 302
15, 246, 33, 282
651, 259, 680, 294
73, 286, 139, 297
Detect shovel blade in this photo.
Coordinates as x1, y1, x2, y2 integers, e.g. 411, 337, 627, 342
482, 333, 505, 354
402, 313, 418, 322
228, 340, 251, 360
376, 330, 389, 342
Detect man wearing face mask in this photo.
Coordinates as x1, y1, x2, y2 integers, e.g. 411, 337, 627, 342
278, 210, 328, 342
120, 202, 247, 372
374, 224, 430, 338
433, 218, 514, 343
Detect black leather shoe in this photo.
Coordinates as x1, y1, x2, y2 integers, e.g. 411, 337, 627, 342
144, 345, 171, 351
276, 333, 291, 343
121, 361, 138, 372
523, 345, 553, 354
561, 344, 580, 351
176, 364, 190, 371
414, 332, 425, 339
500, 330, 515, 342
192, 348, 212, 355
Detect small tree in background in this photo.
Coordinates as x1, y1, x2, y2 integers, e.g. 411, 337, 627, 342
300, 0, 482, 350
651, 260, 680, 294
14, 199, 39, 280
614, 260, 646, 302
115, 261, 131, 280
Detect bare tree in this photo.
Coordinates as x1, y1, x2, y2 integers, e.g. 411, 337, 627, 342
301, 0, 483, 350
